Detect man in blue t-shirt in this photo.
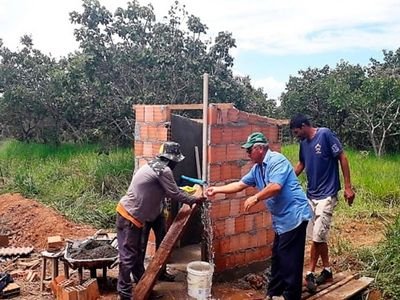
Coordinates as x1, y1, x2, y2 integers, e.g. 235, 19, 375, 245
207, 132, 311, 300
290, 114, 355, 293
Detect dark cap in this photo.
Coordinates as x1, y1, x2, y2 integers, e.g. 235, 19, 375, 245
158, 142, 185, 162
241, 132, 268, 149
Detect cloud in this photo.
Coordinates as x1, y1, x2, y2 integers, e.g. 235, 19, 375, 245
252, 77, 286, 100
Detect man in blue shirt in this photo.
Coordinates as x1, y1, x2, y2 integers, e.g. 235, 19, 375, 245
290, 114, 355, 293
207, 132, 311, 300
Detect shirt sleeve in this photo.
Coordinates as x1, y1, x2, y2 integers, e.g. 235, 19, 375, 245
158, 167, 197, 205
267, 155, 289, 186
241, 165, 256, 187
325, 129, 343, 158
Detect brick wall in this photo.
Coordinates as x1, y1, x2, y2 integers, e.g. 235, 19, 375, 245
134, 103, 285, 274
207, 103, 283, 275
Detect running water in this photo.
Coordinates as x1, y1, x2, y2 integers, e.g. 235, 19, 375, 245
201, 199, 214, 265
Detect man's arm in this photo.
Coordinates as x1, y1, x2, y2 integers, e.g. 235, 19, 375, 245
244, 182, 282, 211
206, 181, 248, 196
338, 151, 355, 206
294, 161, 304, 176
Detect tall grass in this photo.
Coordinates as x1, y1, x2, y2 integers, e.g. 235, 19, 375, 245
0, 140, 133, 228
282, 143, 400, 216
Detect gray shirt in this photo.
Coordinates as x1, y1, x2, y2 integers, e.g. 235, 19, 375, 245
119, 164, 198, 223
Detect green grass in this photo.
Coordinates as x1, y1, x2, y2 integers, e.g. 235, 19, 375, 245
0, 140, 133, 228
282, 143, 400, 216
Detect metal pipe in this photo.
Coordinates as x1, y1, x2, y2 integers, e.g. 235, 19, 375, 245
202, 73, 209, 183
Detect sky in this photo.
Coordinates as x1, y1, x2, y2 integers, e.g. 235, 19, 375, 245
1, 0, 400, 99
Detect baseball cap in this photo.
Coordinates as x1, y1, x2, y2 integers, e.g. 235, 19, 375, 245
241, 132, 268, 149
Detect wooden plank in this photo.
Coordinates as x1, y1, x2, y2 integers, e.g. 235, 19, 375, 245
318, 277, 374, 300
134, 186, 203, 299
302, 272, 349, 299
305, 273, 359, 300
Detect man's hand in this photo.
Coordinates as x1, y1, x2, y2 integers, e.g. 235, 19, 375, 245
344, 186, 355, 206
244, 195, 259, 212
206, 187, 218, 197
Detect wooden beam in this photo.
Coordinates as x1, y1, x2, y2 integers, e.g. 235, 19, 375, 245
134, 186, 203, 299
306, 273, 359, 300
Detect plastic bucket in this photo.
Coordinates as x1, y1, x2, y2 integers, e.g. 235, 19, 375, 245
187, 261, 214, 299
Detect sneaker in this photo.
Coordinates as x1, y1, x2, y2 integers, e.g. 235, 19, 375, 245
316, 269, 333, 285
158, 271, 175, 282
305, 273, 317, 293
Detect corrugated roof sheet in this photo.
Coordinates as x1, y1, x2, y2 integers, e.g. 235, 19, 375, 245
0, 247, 34, 257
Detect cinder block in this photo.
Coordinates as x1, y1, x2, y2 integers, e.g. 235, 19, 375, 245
153, 106, 170, 122
82, 278, 100, 300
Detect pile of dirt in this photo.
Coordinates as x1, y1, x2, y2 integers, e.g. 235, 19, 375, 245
0, 193, 96, 250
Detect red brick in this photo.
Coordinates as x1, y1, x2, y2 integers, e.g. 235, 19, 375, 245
227, 108, 240, 122
221, 127, 233, 143
219, 238, 231, 254
226, 144, 245, 161
256, 228, 268, 247
267, 228, 275, 245
231, 126, 245, 143
230, 198, 245, 216
220, 163, 232, 181
82, 278, 100, 300
135, 106, 145, 122
213, 220, 225, 237
134, 141, 144, 156
214, 255, 228, 272
208, 145, 227, 164
144, 106, 154, 122
235, 215, 245, 233
233, 251, 246, 267
61, 286, 78, 300
209, 200, 230, 220
74, 285, 87, 300
245, 214, 255, 231
238, 111, 249, 122
224, 218, 235, 235
208, 106, 219, 125
210, 127, 223, 144
229, 234, 243, 252
143, 142, 153, 156
209, 164, 221, 182
151, 142, 163, 154
153, 106, 170, 122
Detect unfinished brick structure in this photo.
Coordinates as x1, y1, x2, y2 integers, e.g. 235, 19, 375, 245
134, 103, 287, 279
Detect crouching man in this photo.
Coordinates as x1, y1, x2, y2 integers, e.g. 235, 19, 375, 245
116, 142, 206, 300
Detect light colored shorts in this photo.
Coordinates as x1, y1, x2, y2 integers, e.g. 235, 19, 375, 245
306, 196, 338, 243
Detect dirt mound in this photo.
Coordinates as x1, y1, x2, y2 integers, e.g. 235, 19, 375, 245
0, 193, 96, 250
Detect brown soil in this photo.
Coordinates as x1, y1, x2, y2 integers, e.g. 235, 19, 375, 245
0, 193, 388, 299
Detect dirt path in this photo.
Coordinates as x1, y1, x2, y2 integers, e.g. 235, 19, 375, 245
0, 193, 387, 299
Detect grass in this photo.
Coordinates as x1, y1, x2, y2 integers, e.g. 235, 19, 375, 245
0, 140, 133, 228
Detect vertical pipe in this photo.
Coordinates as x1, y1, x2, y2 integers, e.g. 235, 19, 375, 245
202, 73, 209, 182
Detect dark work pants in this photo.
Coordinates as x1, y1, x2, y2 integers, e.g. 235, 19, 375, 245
141, 213, 167, 274
267, 221, 308, 300
116, 213, 144, 299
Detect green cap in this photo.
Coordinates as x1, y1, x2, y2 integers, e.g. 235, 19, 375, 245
241, 132, 268, 149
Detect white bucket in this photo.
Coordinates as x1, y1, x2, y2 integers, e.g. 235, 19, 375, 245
187, 261, 214, 299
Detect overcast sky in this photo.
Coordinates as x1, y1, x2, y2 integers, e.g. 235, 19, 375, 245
1, 0, 400, 99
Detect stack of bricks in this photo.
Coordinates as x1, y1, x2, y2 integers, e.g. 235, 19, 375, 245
50, 275, 100, 300
207, 103, 283, 273
134, 105, 171, 169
